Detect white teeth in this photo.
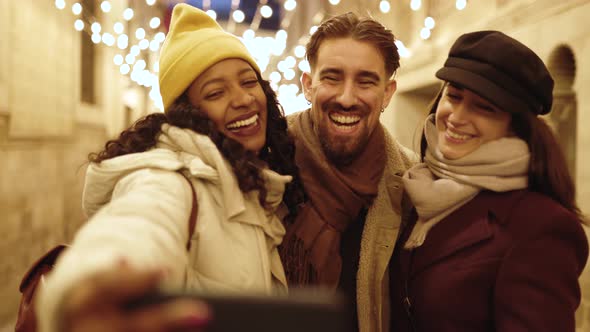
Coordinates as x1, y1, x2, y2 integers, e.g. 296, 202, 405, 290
227, 114, 258, 129
329, 114, 361, 125
447, 129, 471, 140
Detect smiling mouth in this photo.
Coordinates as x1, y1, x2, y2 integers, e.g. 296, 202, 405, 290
226, 114, 259, 131
329, 113, 361, 127
446, 128, 473, 141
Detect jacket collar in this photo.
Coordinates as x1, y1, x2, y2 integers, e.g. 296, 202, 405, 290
84, 124, 291, 225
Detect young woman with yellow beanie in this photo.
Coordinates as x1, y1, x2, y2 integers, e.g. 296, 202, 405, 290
389, 31, 588, 332
34, 4, 305, 332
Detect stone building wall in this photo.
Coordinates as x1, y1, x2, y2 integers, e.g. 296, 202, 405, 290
0, 1, 127, 329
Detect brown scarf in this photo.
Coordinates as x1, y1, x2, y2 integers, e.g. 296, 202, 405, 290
280, 110, 386, 288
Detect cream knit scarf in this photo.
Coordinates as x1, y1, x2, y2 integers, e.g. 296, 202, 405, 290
402, 115, 530, 249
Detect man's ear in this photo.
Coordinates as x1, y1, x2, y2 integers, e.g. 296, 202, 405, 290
382, 79, 397, 108
301, 71, 313, 101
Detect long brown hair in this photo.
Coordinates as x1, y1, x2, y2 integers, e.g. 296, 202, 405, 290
88, 77, 305, 217
420, 84, 583, 221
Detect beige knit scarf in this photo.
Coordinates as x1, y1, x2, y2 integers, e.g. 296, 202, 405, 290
402, 115, 530, 249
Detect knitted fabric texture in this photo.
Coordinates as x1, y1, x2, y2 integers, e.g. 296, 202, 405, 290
279, 110, 386, 287
402, 115, 530, 248
158, 4, 260, 111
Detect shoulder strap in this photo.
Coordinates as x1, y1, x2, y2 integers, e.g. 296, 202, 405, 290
180, 172, 198, 251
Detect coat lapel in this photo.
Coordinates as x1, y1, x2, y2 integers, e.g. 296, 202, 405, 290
408, 190, 528, 277
409, 192, 496, 277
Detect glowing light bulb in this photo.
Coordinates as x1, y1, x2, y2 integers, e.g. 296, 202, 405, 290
149, 17, 161, 29
206, 10, 217, 20
100, 1, 111, 13
424, 17, 435, 29
284, 0, 296, 11
135, 28, 146, 40
420, 27, 431, 40
260, 5, 272, 18
72, 3, 82, 15
55, 0, 66, 10
91, 22, 102, 34
74, 19, 84, 31
233, 10, 245, 23
114, 22, 124, 34
123, 8, 134, 21
379, 1, 390, 13
294, 45, 306, 58
456, 0, 467, 10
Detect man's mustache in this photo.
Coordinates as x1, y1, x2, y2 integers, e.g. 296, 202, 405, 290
321, 102, 366, 113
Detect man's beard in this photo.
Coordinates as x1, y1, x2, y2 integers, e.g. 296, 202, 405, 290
317, 120, 371, 166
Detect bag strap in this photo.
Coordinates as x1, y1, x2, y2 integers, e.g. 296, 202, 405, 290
180, 172, 198, 251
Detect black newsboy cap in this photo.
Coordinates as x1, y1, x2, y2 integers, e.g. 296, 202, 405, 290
436, 30, 554, 115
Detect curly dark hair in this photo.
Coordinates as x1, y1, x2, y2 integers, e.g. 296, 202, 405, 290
88, 77, 305, 217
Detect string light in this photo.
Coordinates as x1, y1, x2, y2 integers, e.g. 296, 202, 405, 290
113, 22, 124, 34
260, 5, 273, 18
294, 45, 306, 58
424, 17, 435, 29
74, 19, 85, 31
379, 1, 391, 14
120, 64, 130, 75
206, 10, 217, 20
54, 0, 467, 113
102, 33, 115, 46
100, 1, 111, 13
139, 39, 150, 50
55, 0, 66, 10
420, 27, 431, 40
232, 10, 245, 23
149, 17, 161, 29
456, 0, 467, 10
117, 35, 128, 49
125, 54, 135, 65
243, 29, 256, 40
298, 60, 310, 73
154, 32, 166, 43
72, 3, 82, 15
91, 22, 101, 34
123, 8, 134, 21
284, 0, 296, 11
113, 54, 124, 66
135, 28, 146, 40
91, 34, 101, 44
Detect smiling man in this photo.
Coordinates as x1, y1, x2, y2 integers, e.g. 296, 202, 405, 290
279, 12, 416, 332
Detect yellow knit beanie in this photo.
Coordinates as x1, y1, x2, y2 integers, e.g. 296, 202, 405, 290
158, 4, 260, 111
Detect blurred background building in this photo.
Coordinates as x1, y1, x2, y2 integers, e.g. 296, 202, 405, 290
1, 0, 589, 330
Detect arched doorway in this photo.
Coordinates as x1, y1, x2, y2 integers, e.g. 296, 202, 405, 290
546, 45, 577, 180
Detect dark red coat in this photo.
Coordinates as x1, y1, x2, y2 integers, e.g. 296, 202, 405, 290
390, 190, 588, 332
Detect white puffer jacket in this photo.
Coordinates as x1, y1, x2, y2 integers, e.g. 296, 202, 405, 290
37, 124, 291, 332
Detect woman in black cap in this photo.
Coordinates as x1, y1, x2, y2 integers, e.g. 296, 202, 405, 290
389, 30, 588, 331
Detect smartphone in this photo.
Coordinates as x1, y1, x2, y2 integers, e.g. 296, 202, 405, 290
128, 288, 353, 332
